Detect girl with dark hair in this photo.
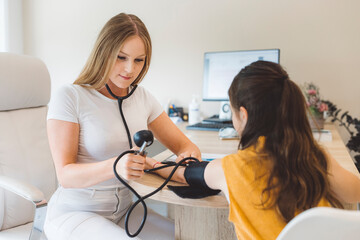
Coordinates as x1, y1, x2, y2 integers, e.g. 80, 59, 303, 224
147, 60, 360, 239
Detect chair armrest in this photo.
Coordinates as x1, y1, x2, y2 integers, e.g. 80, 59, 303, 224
0, 175, 45, 203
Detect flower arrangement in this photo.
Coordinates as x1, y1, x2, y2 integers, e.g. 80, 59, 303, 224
302, 82, 328, 118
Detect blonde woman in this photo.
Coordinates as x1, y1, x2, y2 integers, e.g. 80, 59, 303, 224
44, 13, 200, 240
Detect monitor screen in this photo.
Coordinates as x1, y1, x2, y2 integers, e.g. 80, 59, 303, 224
202, 49, 280, 101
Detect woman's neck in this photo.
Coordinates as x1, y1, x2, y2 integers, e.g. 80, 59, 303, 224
98, 81, 129, 99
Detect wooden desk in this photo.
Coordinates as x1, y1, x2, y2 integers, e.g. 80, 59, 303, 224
132, 123, 237, 240
130, 122, 359, 240
319, 124, 359, 177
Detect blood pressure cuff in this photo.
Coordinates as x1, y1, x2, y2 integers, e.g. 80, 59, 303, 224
167, 161, 221, 199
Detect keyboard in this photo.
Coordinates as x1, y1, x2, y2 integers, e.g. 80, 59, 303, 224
203, 115, 232, 124
186, 122, 233, 131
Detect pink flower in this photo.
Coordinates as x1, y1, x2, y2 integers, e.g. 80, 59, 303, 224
308, 89, 317, 95
319, 103, 328, 112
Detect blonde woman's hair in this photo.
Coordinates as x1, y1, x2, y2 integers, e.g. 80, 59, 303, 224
74, 13, 152, 89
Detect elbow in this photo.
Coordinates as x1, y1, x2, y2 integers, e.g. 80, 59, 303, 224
55, 164, 83, 189
57, 177, 73, 189
55, 169, 69, 188
57, 178, 86, 189
335, 192, 360, 205
56, 169, 79, 189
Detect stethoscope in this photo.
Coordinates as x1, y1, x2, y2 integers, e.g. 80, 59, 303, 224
105, 83, 138, 148
105, 83, 199, 238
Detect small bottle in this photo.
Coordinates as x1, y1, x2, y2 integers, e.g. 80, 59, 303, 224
188, 95, 201, 125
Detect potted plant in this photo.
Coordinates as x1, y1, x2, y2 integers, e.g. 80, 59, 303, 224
302, 82, 328, 129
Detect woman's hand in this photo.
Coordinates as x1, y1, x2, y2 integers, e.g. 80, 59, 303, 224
115, 153, 146, 180
175, 149, 202, 163
148, 112, 202, 163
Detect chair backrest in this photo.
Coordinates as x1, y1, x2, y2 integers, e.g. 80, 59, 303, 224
277, 207, 360, 240
0, 52, 57, 231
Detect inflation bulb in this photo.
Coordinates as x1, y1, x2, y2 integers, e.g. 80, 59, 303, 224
133, 130, 154, 156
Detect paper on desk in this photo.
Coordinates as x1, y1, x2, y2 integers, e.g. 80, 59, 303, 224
165, 153, 227, 162
312, 130, 332, 142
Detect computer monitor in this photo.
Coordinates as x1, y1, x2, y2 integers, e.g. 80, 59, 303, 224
202, 49, 280, 101
202, 49, 280, 120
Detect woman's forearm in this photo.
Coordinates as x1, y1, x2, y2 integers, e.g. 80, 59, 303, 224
57, 159, 115, 188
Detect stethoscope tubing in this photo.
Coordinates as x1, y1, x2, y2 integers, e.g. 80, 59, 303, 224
105, 84, 138, 149
106, 83, 200, 237
113, 153, 199, 237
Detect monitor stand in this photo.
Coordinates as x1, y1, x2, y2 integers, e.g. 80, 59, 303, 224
203, 101, 232, 124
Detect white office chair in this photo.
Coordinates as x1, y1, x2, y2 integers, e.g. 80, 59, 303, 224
0, 52, 57, 239
277, 207, 360, 240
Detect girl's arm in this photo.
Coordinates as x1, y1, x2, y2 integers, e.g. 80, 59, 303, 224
204, 159, 229, 200
145, 156, 228, 200
326, 150, 360, 203
147, 112, 228, 196
144, 157, 186, 183
146, 111, 201, 182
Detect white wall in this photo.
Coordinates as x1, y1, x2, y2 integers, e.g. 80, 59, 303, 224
23, 0, 360, 122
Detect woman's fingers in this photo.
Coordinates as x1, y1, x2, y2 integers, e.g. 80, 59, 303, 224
127, 162, 145, 171
130, 155, 146, 164
116, 153, 147, 180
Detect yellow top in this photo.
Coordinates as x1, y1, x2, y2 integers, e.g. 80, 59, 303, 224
221, 137, 330, 240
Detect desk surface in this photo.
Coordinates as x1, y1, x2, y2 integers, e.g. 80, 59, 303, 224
319, 124, 359, 177
131, 122, 359, 208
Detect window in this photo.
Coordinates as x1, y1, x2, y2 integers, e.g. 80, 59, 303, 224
0, 0, 8, 52
0, 0, 23, 53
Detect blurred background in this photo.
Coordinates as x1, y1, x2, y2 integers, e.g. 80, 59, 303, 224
2, 0, 360, 152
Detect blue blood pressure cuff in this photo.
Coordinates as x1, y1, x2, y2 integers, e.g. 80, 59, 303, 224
167, 161, 221, 199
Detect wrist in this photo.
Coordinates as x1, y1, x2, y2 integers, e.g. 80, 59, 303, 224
145, 157, 159, 170
152, 161, 161, 169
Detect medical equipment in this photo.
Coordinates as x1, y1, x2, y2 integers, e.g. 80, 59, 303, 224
106, 83, 216, 237
113, 130, 200, 237
167, 161, 221, 199
105, 84, 196, 237
105, 83, 138, 148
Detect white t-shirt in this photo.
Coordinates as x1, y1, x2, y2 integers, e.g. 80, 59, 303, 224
47, 84, 163, 188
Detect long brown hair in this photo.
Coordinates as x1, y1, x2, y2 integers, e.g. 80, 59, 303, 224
74, 13, 152, 89
228, 61, 343, 222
